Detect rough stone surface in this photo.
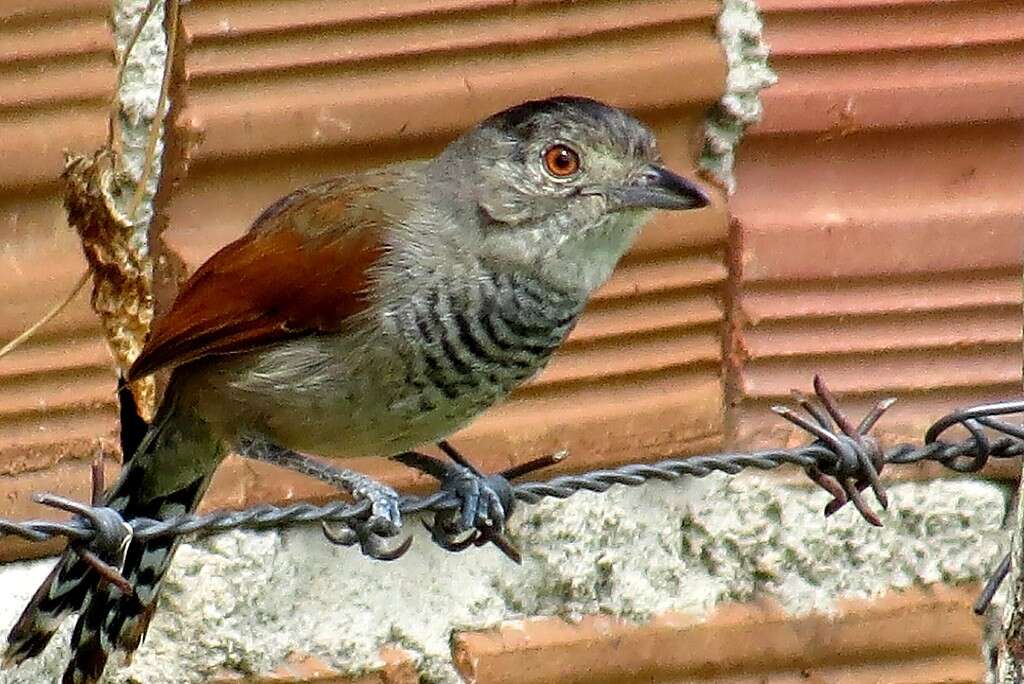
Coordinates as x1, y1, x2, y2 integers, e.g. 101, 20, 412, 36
0, 474, 1006, 683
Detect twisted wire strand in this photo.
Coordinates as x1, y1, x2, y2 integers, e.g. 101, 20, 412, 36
2, 400, 1020, 548
1, 375, 1020, 625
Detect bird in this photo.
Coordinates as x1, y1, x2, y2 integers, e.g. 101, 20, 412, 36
3, 95, 709, 683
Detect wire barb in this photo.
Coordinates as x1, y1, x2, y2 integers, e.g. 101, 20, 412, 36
774, 376, 892, 526
30, 458, 134, 596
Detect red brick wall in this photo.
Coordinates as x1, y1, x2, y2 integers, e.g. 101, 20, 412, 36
0, 1, 1018, 681
728, 0, 1024, 450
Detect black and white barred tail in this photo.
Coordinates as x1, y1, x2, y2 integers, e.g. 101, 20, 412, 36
4, 400, 218, 684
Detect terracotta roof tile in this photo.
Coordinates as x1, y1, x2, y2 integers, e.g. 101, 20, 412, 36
174, 1, 729, 491
209, 648, 417, 684
198, 587, 985, 683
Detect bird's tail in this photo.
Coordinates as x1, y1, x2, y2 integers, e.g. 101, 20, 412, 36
3, 394, 221, 684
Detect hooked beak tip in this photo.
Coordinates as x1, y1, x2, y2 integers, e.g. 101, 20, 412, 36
641, 166, 710, 210
610, 165, 710, 211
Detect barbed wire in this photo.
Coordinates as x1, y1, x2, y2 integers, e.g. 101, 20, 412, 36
1, 375, 1021, 613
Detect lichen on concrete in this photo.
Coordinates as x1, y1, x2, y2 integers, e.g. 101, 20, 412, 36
0, 475, 1005, 683
699, 0, 778, 193
505, 475, 1006, 621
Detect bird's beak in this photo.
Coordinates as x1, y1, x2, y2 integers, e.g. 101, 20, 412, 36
611, 165, 710, 211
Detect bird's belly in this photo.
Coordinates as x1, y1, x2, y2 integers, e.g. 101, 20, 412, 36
211, 332, 546, 459
269, 378, 521, 458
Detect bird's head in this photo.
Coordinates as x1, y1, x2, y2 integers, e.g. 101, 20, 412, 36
436, 96, 710, 294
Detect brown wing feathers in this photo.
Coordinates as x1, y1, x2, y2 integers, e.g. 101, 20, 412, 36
128, 179, 389, 381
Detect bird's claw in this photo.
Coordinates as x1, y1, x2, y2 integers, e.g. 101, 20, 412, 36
421, 515, 524, 564
321, 520, 412, 561
393, 441, 564, 564
320, 480, 411, 561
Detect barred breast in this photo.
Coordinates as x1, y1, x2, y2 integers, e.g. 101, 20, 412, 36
382, 268, 584, 441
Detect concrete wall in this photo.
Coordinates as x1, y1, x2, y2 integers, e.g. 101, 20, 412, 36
0, 475, 1008, 682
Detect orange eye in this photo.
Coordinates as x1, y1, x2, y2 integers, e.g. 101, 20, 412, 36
542, 144, 580, 177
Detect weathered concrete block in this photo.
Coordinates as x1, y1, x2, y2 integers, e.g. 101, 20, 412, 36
0, 475, 1005, 683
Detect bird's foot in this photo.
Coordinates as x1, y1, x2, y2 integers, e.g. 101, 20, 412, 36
393, 441, 564, 563
319, 472, 411, 561
432, 463, 513, 545
442, 458, 510, 533
350, 472, 403, 532
235, 436, 411, 560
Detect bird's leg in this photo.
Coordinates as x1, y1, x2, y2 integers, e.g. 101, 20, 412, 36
236, 435, 409, 560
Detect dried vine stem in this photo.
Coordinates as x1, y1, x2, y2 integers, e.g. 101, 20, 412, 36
0, 270, 90, 361
126, 0, 180, 219
108, 0, 162, 154
0, 0, 179, 383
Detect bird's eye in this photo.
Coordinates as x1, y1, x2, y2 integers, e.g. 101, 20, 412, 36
542, 144, 581, 178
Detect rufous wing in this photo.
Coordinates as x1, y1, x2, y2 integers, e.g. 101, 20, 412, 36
127, 177, 394, 381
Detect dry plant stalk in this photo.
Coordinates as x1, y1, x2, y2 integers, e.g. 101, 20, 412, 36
0, 0, 183, 426
61, 150, 156, 416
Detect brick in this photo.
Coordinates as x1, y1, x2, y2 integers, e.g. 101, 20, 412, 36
0, 0, 730, 541
170, 0, 730, 488
452, 585, 984, 683
727, 0, 1024, 448
209, 652, 344, 683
